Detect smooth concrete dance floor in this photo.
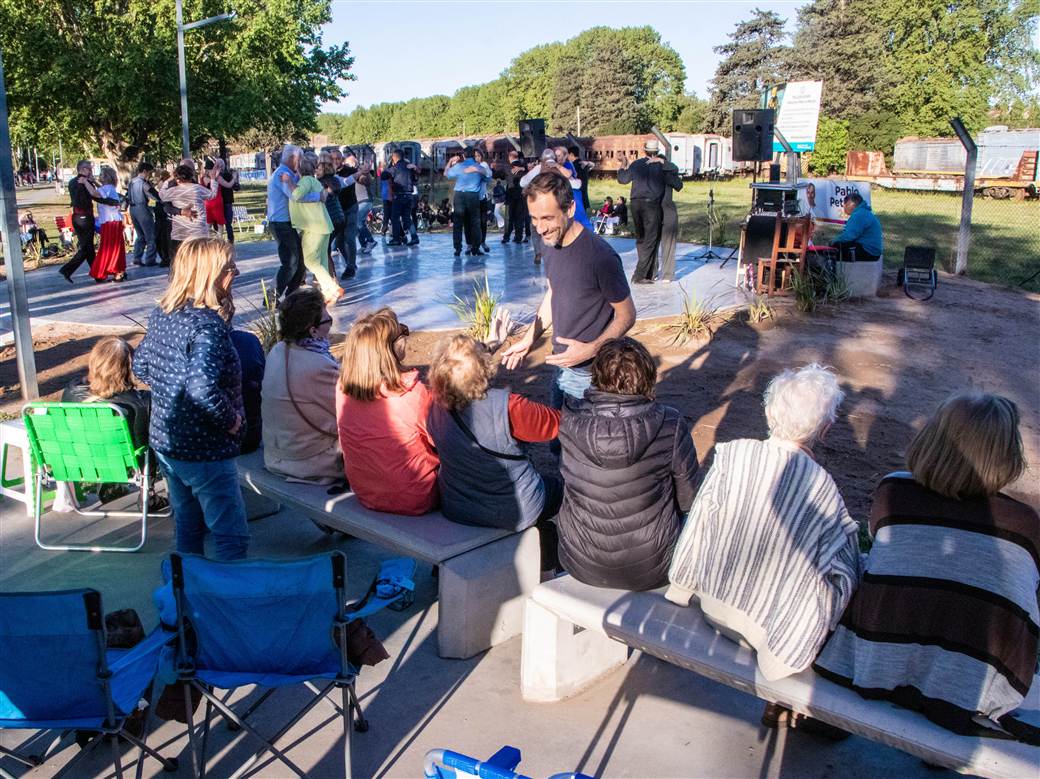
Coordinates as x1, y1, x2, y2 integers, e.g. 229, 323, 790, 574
1, 233, 745, 334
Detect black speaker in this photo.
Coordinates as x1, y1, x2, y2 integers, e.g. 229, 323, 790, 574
732, 109, 775, 162
519, 118, 546, 159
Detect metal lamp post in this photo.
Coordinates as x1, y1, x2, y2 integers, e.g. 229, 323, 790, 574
177, 1, 236, 158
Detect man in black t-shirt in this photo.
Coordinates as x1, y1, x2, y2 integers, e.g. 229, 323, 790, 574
502, 172, 635, 406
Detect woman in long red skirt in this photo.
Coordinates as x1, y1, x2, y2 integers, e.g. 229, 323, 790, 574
90, 167, 127, 283
202, 159, 225, 237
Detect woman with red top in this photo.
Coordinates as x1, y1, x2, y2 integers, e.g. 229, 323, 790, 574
89, 167, 127, 283
336, 307, 439, 515
427, 334, 563, 567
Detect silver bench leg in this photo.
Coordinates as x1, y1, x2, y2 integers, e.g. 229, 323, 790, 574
437, 527, 540, 659
521, 598, 629, 703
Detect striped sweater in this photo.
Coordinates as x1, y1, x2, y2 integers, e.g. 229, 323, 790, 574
665, 438, 862, 680
814, 472, 1040, 735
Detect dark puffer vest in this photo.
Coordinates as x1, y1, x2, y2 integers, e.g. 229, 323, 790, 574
558, 389, 700, 591
427, 389, 547, 532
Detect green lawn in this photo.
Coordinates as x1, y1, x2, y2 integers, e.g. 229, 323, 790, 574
14, 178, 1038, 291
587, 178, 1040, 291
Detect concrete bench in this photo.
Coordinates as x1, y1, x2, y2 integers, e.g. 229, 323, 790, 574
237, 450, 539, 660
521, 575, 1040, 779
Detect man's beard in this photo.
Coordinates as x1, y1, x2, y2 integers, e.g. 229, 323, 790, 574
553, 216, 573, 248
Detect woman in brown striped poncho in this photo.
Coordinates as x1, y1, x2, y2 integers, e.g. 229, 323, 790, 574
814, 392, 1039, 743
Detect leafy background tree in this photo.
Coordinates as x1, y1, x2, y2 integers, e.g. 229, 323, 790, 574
704, 9, 789, 134
320, 27, 686, 144
807, 117, 849, 173
0, 0, 353, 175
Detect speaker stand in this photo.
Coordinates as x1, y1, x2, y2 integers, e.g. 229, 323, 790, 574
692, 187, 737, 266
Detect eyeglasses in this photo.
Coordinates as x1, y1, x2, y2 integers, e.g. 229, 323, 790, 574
318, 316, 333, 326
222, 261, 239, 277
394, 323, 410, 342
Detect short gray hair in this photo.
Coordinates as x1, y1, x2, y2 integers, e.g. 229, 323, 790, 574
280, 144, 303, 165
763, 364, 845, 445
298, 156, 316, 176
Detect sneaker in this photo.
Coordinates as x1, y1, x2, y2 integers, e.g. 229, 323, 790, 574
340, 268, 356, 280
481, 243, 490, 252
386, 239, 403, 246
407, 238, 420, 246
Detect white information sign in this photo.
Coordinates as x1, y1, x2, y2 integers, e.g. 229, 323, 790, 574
767, 80, 823, 153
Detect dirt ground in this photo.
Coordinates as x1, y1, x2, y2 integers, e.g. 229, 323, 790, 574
2, 270, 1037, 519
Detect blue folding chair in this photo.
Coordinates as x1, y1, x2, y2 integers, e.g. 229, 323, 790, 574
423, 746, 594, 779
163, 551, 414, 779
0, 589, 176, 779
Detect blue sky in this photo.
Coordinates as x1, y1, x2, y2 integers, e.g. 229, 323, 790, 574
320, 1, 806, 114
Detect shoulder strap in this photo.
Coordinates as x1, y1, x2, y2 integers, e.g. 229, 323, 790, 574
449, 407, 526, 461
284, 345, 334, 438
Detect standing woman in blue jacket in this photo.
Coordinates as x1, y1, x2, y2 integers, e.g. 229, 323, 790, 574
133, 236, 249, 560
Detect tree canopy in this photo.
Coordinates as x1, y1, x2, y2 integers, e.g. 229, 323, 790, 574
0, 0, 353, 172
318, 27, 686, 144
705, 9, 789, 134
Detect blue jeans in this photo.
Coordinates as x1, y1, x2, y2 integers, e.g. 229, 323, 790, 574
549, 366, 592, 458
156, 452, 249, 561
550, 365, 593, 409
357, 201, 374, 246
129, 205, 157, 265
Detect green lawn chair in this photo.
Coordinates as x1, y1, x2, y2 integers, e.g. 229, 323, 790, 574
22, 402, 170, 553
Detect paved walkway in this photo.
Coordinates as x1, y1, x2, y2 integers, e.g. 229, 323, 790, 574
1, 233, 745, 334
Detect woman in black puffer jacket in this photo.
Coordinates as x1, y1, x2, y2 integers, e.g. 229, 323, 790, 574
558, 337, 699, 591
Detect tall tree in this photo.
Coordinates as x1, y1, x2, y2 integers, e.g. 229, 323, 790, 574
550, 27, 685, 135
875, 0, 1040, 136
787, 0, 886, 117
672, 93, 709, 133
706, 9, 789, 134
0, 0, 353, 174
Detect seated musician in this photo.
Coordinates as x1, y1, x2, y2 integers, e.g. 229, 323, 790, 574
831, 191, 882, 262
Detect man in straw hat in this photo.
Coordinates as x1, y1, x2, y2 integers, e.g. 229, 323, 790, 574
617, 138, 671, 284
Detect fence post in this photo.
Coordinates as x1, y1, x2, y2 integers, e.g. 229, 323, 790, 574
950, 118, 977, 276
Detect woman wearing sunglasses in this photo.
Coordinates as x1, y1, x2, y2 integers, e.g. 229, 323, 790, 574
261, 288, 343, 485
336, 307, 440, 515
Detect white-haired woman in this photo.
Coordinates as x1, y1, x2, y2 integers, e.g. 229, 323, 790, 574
666, 364, 862, 684
267, 144, 311, 299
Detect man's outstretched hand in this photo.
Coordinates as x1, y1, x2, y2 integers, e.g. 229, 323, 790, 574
544, 337, 596, 368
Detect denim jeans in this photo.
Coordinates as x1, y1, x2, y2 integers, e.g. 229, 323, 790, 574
270, 220, 304, 297
129, 205, 157, 265
550, 365, 594, 409
548, 366, 592, 458
357, 201, 374, 246
156, 452, 249, 561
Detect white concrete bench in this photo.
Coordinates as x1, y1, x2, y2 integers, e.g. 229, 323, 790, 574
521, 575, 1040, 779
237, 450, 539, 660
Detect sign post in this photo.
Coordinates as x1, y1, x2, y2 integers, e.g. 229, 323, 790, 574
0, 52, 39, 399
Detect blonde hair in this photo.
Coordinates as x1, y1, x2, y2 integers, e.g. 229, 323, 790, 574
87, 337, 134, 399
338, 308, 407, 402
99, 166, 117, 186
764, 363, 845, 445
429, 335, 494, 412
158, 237, 234, 318
906, 392, 1026, 499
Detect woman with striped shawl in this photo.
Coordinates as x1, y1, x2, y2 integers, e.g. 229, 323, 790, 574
665, 364, 863, 682
815, 392, 1039, 743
